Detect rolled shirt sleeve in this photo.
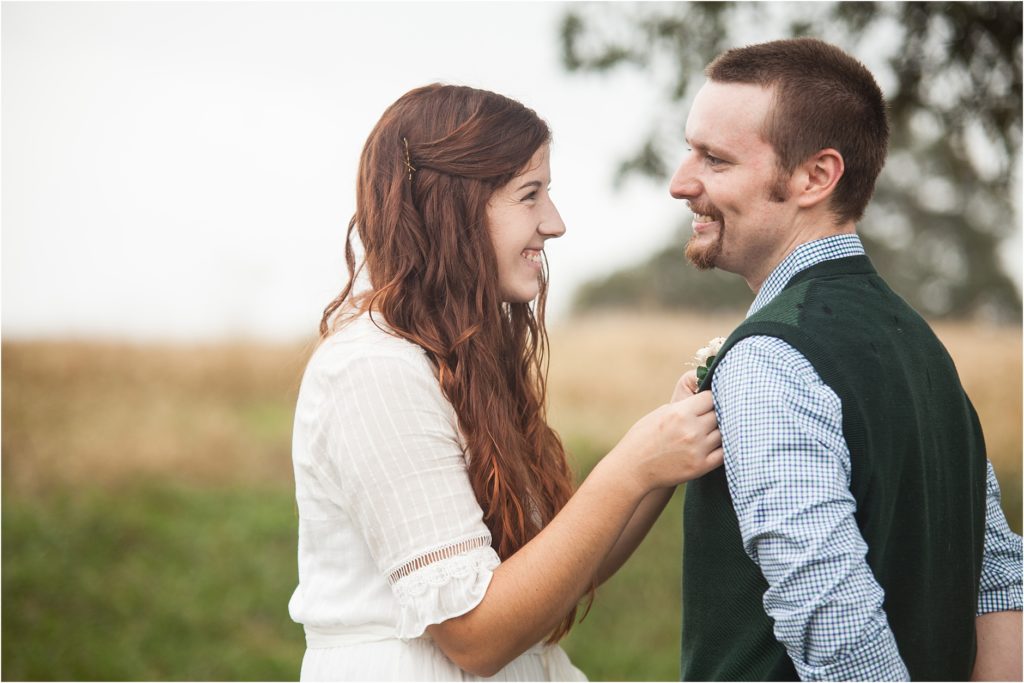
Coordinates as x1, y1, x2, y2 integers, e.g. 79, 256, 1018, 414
977, 460, 1023, 615
712, 336, 909, 681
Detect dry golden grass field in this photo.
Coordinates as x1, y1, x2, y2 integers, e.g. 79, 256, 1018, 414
5, 312, 1019, 495
2, 312, 1020, 680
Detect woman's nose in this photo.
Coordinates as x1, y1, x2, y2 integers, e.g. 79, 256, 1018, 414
540, 200, 566, 238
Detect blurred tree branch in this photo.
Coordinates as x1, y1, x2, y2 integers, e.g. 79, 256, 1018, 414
562, 1, 1022, 321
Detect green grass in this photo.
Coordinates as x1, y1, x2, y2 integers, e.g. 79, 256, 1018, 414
2, 482, 305, 681
3, 464, 1020, 682
1, 476, 691, 682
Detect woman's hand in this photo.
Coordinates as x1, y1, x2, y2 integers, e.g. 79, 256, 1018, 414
671, 369, 700, 402
610, 391, 723, 494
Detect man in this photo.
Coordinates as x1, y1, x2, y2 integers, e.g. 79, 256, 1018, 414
671, 38, 1022, 681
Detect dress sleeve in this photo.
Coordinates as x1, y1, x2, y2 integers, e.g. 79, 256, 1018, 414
308, 349, 500, 639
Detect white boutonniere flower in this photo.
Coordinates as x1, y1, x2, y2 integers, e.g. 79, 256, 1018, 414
692, 336, 726, 383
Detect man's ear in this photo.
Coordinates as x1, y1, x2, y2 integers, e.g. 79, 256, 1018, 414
794, 148, 844, 209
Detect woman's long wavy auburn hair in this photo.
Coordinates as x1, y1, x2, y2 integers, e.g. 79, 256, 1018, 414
320, 84, 585, 642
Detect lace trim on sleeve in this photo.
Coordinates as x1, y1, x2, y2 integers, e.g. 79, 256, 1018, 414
387, 535, 492, 585
387, 536, 500, 640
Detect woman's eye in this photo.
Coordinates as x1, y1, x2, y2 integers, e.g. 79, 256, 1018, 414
522, 191, 538, 202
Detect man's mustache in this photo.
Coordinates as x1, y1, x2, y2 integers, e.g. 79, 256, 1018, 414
687, 202, 723, 220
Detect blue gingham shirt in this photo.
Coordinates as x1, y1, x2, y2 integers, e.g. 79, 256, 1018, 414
711, 234, 1023, 681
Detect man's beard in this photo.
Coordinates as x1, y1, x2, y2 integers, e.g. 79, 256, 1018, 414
685, 167, 787, 270
685, 214, 724, 270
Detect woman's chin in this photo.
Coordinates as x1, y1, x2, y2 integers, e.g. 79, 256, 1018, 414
500, 287, 540, 305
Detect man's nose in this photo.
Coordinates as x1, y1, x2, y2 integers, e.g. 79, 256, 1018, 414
669, 157, 700, 200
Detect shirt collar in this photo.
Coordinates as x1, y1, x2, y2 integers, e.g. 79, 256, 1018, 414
748, 234, 865, 316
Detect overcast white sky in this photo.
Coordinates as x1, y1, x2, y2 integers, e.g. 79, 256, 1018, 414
3, 2, 1021, 341
4, 1, 687, 341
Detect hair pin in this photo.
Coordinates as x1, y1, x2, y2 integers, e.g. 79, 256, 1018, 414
402, 137, 416, 181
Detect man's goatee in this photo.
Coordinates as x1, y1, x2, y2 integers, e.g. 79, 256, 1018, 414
685, 233, 722, 270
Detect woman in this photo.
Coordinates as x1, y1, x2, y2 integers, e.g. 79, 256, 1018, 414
289, 84, 723, 681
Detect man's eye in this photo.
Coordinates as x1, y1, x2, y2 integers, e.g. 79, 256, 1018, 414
706, 154, 724, 166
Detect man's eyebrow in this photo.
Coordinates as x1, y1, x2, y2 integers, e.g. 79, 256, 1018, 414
686, 137, 710, 151
687, 138, 730, 157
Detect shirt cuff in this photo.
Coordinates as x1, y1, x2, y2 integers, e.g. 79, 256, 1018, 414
794, 614, 910, 682
978, 584, 1024, 615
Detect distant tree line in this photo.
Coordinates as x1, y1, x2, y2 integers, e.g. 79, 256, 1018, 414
562, 2, 1022, 321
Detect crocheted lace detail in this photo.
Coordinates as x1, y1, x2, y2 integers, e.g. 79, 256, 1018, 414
388, 535, 492, 584
390, 540, 499, 603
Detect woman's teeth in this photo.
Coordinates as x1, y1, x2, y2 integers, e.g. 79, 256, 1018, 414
522, 250, 542, 263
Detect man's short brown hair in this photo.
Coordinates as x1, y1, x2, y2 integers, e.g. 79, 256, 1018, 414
707, 38, 889, 223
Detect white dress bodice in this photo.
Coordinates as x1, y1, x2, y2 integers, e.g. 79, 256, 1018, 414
289, 313, 585, 681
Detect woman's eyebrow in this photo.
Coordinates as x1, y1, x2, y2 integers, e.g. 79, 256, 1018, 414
515, 180, 543, 192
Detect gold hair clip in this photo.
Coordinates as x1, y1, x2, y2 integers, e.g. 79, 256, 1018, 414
402, 137, 416, 181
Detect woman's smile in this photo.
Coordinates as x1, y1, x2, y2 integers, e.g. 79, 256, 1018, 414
521, 248, 543, 270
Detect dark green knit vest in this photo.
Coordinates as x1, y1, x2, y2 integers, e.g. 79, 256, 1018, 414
680, 255, 987, 681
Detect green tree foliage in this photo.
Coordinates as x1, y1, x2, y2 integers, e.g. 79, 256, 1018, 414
562, 2, 1022, 320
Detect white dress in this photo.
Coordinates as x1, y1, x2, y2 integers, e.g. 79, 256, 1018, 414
289, 313, 586, 681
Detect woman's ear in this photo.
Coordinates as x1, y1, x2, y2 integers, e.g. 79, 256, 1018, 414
795, 148, 845, 210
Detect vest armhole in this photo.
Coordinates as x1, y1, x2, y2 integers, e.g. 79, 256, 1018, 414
708, 321, 867, 460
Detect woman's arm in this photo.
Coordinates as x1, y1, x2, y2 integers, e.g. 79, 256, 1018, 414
593, 486, 676, 586
427, 392, 722, 677
593, 368, 706, 586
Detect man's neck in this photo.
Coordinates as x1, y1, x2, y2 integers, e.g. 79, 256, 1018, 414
746, 221, 857, 294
